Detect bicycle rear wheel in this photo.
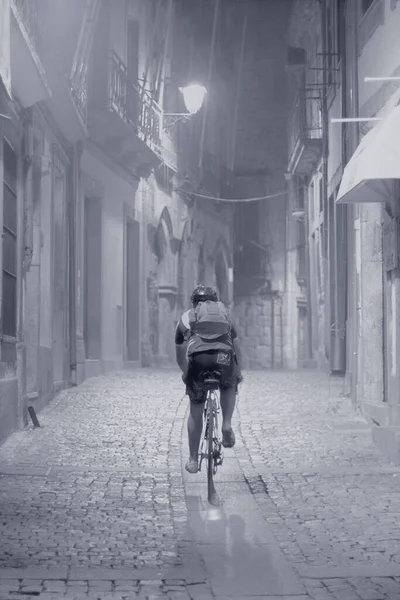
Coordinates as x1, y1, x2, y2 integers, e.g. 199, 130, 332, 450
206, 392, 218, 505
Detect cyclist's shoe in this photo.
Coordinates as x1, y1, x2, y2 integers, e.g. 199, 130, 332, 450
185, 458, 199, 474
222, 428, 236, 448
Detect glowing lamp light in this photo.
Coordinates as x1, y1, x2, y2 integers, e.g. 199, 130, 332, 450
180, 84, 207, 115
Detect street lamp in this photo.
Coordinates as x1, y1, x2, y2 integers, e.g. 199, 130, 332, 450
163, 83, 207, 130
180, 84, 207, 115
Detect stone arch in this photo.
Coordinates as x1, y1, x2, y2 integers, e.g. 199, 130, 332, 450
153, 206, 180, 362
158, 205, 175, 249
154, 206, 178, 288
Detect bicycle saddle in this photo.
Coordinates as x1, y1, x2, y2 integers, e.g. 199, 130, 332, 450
203, 370, 221, 388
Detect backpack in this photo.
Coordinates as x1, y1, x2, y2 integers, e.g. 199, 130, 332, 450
189, 300, 232, 341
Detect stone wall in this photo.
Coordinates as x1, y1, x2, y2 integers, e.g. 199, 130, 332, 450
139, 175, 234, 368
233, 294, 285, 370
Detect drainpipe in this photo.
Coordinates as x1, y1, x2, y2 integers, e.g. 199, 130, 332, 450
271, 296, 275, 368
304, 179, 313, 360
329, 0, 348, 373
280, 296, 284, 367
319, 0, 329, 368
344, 0, 360, 401
68, 141, 83, 386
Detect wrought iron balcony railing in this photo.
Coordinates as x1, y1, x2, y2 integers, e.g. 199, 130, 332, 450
288, 89, 323, 174
289, 93, 304, 157
70, 69, 88, 121
14, 0, 43, 52
109, 51, 162, 153
69, 0, 101, 123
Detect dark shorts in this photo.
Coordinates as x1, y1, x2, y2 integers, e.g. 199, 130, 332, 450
185, 350, 238, 404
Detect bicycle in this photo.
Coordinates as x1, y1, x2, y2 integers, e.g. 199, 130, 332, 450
198, 370, 224, 506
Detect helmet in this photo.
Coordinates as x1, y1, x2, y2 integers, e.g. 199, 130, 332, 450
191, 284, 218, 306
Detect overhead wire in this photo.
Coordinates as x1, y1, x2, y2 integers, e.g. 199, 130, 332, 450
176, 186, 306, 203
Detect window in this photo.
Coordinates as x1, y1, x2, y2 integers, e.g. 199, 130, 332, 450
2, 140, 18, 338
326, 0, 345, 93
326, 0, 337, 86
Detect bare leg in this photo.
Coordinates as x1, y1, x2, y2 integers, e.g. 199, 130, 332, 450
220, 387, 236, 434
187, 401, 204, 462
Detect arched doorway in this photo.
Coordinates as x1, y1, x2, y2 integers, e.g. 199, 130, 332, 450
153, 207, 178, 363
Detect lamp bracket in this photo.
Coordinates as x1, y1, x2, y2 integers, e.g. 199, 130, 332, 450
163, 113, 191, 130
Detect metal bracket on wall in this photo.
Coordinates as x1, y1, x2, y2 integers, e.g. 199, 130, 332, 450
163, 113, 190, 130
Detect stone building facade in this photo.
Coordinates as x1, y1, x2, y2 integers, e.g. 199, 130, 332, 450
0, 0, 87, 439
0, 0, 235, 442
286, 0, 400, 462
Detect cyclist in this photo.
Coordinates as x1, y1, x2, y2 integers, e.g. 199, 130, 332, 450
175, 284, 243, 474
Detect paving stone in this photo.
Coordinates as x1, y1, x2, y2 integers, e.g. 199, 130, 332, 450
44, 580, 67, 592
1, 369, 400, 600
234, 371, 400, 599
0, 370, 207, 598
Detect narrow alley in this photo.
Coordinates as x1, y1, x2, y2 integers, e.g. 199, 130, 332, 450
1, 369, 400, 600
2, 0, 400, 598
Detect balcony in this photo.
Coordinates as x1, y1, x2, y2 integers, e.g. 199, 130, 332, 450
41, 50, 90, 144
10, 0, 51, 107
88, 50, 163, 175
39, 0, 99, 143
287, 91, 322, 176
70, 69, 88, 123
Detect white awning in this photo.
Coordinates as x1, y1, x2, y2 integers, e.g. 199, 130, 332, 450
336, 105, 400, 204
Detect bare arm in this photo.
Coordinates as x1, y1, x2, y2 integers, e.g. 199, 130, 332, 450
175, 343, 188, 373
175, 320, 188, 373
233, 338, 243, 372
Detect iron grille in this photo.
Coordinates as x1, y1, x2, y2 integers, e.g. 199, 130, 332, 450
109, 51, 162, 153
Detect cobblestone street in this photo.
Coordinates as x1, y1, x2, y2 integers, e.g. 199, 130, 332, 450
0, 369, 400, 599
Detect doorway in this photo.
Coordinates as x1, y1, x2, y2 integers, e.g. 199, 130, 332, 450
84, 196, 102, 359
52, 167, 67, 383
126, 219, 140, 361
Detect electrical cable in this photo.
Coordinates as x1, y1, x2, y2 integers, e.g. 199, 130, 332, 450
175, 185, 307, 203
